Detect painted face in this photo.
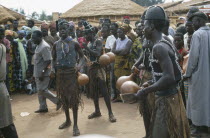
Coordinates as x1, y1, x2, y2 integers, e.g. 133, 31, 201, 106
32, 33, 42, 45
192, 17, 200, 31
59, 24, 69, 39
143, 20, 152, 40
174, 35, 183, 49
117, 28, 125, 39
110, 25, 117, 35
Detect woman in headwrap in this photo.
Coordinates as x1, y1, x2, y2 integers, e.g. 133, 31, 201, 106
14, 30, 28, 92
112, 27, 133, 102
5, 30, 17, 93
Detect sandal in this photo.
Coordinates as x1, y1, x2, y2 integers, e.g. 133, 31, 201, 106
88, 112, 102, 119
73, 126, 80, 136
109, 114, 116, 123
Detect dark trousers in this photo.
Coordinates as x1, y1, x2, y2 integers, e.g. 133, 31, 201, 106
0, 124, 18, 138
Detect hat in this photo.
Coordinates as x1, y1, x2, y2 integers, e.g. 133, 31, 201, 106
188, 11, 208, 21
145, 6, 167, 21
123, 16, 130, 20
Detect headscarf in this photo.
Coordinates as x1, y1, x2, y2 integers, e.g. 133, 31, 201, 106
17, 30, 26, 37
21, 26, 32, 36
41, 23, 49, 30
123, 16, 130, 20
68, 21, 75, 28
120, 23, 131, 33
5, 30, 14, 36
31, 26, 39, 34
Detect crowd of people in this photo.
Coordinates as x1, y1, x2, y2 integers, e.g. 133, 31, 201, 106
0, 5, 210, 138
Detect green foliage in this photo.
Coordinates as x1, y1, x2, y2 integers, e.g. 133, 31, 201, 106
132, 0, 165, 6
39, 11, 47, 21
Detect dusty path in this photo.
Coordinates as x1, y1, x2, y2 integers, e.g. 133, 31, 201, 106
11, 93, 145, 138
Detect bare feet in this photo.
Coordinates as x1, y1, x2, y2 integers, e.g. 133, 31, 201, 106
58, 121, 71, 129
109, 114, 116, 123
88, 112, 102, 119
73, 126, 80, 136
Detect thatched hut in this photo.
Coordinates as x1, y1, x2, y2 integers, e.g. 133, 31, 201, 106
0, 5, 16, 24
165, 0, 207, 16
61, 0, 145, 23
1, 5, 25, 21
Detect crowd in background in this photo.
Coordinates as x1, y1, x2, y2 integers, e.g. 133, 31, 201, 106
0, 5, 210, 137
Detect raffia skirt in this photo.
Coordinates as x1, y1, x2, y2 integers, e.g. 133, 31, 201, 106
149, 91, 190, 138
86, 63, 106, 99
56, 68, 82, 110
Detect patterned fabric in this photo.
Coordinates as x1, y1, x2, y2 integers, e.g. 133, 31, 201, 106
114, 55, 132, 78
130, 37, 143, 63
7, 43, 15, 93
13, 39, 27, 90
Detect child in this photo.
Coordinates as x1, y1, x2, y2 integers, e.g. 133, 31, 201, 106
24, 69, 36, 95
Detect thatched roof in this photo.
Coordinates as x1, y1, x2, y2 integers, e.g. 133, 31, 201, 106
0, 5, 15, 24
61, 0, 145, 18
166, 0, 206, 14
157, 0, 183, 9
2, 5, 25, 20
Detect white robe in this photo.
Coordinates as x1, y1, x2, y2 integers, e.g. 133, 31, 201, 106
185, 26, 210, 127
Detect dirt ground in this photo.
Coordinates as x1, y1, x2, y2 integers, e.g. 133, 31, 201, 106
11, 93, 145, 138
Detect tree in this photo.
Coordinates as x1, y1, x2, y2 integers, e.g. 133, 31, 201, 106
39, 11, 47, 21
47, 15, 53, 21
19, 8, 25, 15
31, 11, 39, 19
132, 0, 165, 7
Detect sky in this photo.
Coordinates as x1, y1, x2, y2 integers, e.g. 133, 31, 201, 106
0, 0, 187, 16
0, 0, 83, 15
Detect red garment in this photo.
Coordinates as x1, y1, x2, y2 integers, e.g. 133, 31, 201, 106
77, 37, 86, 48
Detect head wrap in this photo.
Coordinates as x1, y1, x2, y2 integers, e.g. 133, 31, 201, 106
49, 22, 56, 30
21, 26, 32, 36
68, 21, 75, 27
18, 30, 26, 37
41, 23, 49, 30
31, 26, 39, 34
120, 23, 131, 33
123, 16, 130, 20
5, 30, 14, 36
